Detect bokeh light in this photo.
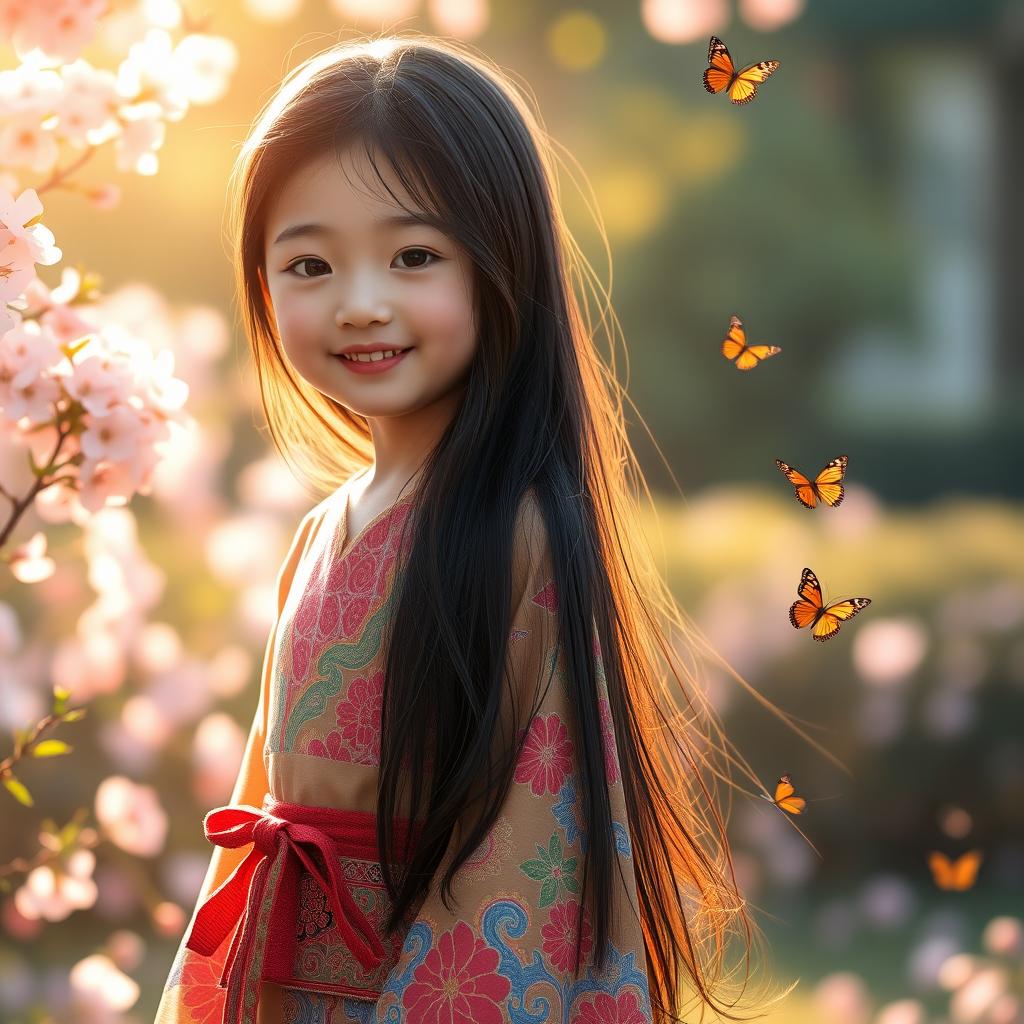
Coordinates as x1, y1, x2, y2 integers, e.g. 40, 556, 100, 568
546, 10, 606, 72
641, 0, 728, 44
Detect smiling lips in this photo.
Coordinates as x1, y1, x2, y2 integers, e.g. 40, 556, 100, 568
334, 348, 411, 374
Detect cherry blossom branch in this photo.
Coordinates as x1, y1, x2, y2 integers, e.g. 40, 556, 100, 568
0, 812, 98, 885
0, 417, 76, 548
34, 147, 97, 197
0, 687, 86, 808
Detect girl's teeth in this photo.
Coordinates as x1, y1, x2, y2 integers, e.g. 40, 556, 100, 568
343, 349, 404, 362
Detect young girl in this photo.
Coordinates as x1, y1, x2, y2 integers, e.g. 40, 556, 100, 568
154, 32, 790, 1024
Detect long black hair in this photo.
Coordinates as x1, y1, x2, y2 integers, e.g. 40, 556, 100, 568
229, 32, 821, 1021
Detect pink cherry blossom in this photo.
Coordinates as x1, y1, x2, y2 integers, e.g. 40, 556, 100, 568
7, 530, 55, 583
0, 197, 60, 311
94, 775, 168, 857
172, 34, 239, 106
0, 109, 60, 175
0, 322, 63, 387
69, 952, 140, 1023
116, 30, 190, 122
0, 64, 63, 117
55, 59, 122, 148
4, 0, 107, 66
13, 848, 98, 922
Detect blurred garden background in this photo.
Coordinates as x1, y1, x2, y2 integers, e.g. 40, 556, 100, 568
1, 0, 1022, 1022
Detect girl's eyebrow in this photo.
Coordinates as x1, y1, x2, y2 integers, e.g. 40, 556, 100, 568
272, 212, 440, 247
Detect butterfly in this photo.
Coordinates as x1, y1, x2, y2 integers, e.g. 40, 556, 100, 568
775, 456, 849, 509
928, 850, 982, 891
721, 315, 781, 371
702, 36, 780, 106
764, 774, 806, 815
789, 567, 871, 642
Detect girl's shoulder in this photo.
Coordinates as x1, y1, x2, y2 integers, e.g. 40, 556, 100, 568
287, 475, 358, 563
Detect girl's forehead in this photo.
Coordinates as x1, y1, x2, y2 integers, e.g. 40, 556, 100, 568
267, 148, 428, 237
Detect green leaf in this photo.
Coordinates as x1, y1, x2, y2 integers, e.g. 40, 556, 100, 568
61, 709, 86, 723
520, 858, 550, 881
31, 740, 72, 757
539, 878, 557, 907
3, 776, 34, 806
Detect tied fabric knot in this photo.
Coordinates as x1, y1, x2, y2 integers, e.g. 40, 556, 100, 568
250, 813, 283, 856
183, 798, 395, 1024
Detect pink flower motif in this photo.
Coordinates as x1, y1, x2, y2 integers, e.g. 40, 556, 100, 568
514, 713, 573, 796
540, 897, 598, 974
180, 941, 229, 1024
305, 730, 351, 762
402, 920, 510, 1024
335, 670, 384, 763
542, 898, 593, 975
341, 595, 372, 637
578, 989, 648, 1024
347, 550, 380, 594
598, 696, 620, 786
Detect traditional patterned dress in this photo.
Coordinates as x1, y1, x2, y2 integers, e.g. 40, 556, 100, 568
153, 475, 653, 1024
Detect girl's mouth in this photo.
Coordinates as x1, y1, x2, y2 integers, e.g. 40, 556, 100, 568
334, 348, 412, 374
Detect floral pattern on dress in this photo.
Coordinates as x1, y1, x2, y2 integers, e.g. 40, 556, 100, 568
401, 919, 511, 1024
515, 712, 574, 797
169, 934, 231, 1024
304, 669, 385, 764
297, 873, 334, 940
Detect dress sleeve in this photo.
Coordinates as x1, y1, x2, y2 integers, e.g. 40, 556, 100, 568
373, 495, 653, 1023
153, 505, 318, 1024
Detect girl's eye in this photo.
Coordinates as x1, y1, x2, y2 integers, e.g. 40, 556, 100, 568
284, 249, 440, 278
286, 257, 330, 278
394, 248, 440, 270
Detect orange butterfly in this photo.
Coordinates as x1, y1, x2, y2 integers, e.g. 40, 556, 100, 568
703, 36, 780, 105
721, 315, 781, 371
775, 456, 849, 509
765, 774, 806, 815
928, 850, 982, 891
789, 567, 871, 642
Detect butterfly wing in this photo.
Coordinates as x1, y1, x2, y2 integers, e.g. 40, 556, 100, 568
735, 344, 782, 370
776, 458, 819, 509
812, 455, 849, 508
773, 774, 806, 815
789, 567, 824, 629
928, 852, 953, 889
721, 314, 747, 362
951, 850, 983, 890
812, 597, 872, 642
728, 60, 781, 105
929, 850, 982, 890
703, 36, 736, 95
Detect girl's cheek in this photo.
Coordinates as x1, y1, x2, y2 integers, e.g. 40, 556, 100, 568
275, 304, 321, 346
414, 287, 475, 342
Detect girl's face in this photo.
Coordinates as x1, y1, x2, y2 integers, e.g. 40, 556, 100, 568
262, 145, 477, 420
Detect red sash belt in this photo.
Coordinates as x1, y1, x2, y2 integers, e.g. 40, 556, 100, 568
184, 795, 421, 1024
